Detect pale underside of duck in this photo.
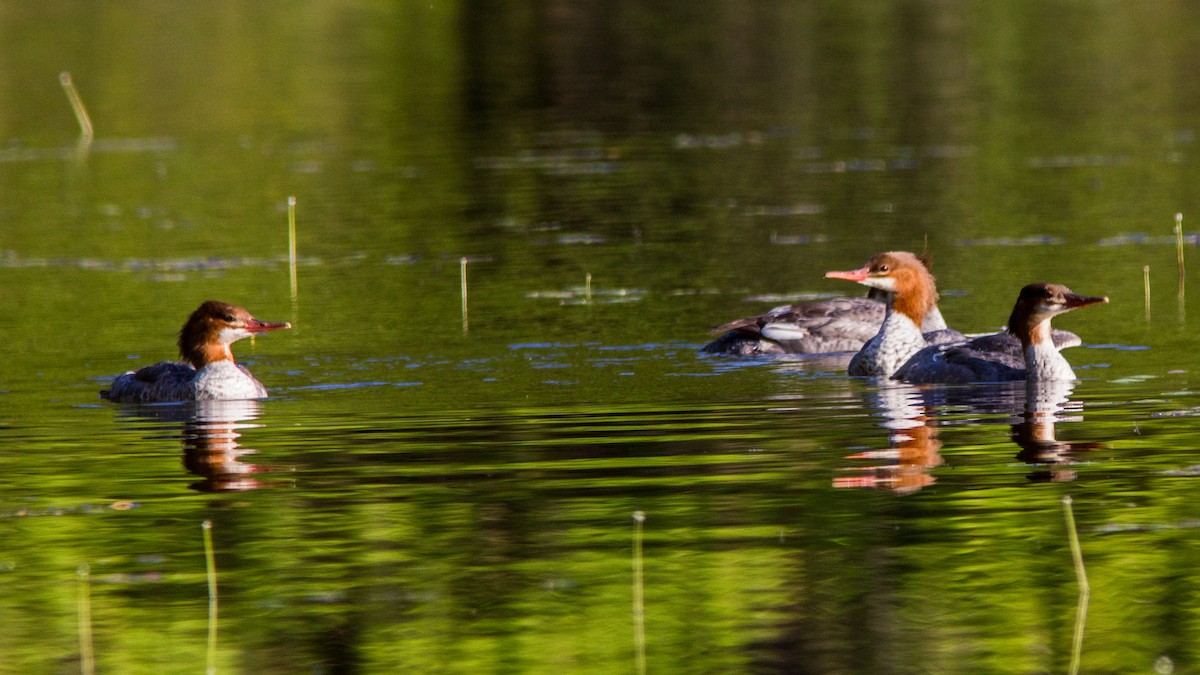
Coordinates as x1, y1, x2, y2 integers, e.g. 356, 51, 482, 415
103, 361, 270, 403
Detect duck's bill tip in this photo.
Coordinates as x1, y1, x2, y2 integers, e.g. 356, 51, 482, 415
825, 266, 870, 282
1066, 294, 1109, 309
247, 320, 292, 333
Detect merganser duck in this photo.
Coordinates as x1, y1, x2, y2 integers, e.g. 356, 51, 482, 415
701, 287, 952, 356
824, 251, 946, 377
101, 301, 291, 403
892, 283, 1108, 384
703, 250, 957, 356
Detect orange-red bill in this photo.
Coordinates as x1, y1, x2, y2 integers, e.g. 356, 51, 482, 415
824, 266, 871, 282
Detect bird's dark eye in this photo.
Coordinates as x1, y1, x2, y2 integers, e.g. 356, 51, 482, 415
878, 265, 889, 272
223, 314, 236, 322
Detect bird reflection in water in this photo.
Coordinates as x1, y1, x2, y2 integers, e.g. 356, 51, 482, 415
116, 400, 286, 491
835, 380, 1104, 492
833, 384, 943, 494
1012, 381, 1104, 482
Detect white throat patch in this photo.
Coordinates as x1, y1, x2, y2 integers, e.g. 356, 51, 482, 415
218, 327, 253, 344
861, 276, 897, 293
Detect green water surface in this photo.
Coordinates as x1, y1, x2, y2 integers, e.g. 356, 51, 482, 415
3, 2, 1200, 673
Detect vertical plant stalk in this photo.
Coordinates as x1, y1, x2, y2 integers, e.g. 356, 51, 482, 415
460, 257, 469, 334
632, 511, 647, 675
77, 563, 95, 675
1175, 213, 1186, 290
585, 273, 593, 305
1143, 265, 1151, 321
202, 520, 219, 675
288, 196, 299, 302
1062, 496, 1089, 675
59, 72, 94, 139
1175, 214, 1186, 323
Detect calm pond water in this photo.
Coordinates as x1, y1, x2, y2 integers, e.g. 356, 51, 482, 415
4, 1, 1200, 673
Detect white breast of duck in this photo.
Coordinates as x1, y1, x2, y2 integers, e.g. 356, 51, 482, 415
848, 311, 927, 376
190, 361, 270, 400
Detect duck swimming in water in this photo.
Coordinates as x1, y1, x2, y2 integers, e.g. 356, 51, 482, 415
101, 300, 291, 403
823, 251, 947, 377
892, 283, 1108, 384
701, 287, 951, 356
702, 252, 951, 356
824, 252, 1085, 378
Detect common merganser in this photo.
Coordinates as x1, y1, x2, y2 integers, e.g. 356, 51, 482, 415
892, 283, 1108, 384
101, 301, 291, 403
824, 251, 946, 377
701, 286, 952, 356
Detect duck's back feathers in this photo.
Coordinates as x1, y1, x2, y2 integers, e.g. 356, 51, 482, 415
101, 362, 198, 403
703, 298, 886, 355
892, 340, 1023, 384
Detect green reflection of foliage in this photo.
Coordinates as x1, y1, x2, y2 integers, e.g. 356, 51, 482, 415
2, 1, 1200, 672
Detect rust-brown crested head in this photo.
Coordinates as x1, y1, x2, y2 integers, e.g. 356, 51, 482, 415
1006, 283, 1108, 345
178, 300, 291, 368
826, 251, 938, 323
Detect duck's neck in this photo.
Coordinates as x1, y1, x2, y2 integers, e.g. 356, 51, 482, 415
922, 305, 947, 332
183, 342, 234, 370
891, 276, 937, 331
1022, 320, 1075, 381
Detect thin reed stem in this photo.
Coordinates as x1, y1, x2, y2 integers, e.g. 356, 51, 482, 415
77, 563, 95, 675
632, 511, 646, 675
59, 72, 94, 139
1175, 213, 1185, 298
202, 520, 219, 675
1144, 265, 1151, 321
460, 257, 469, 334
1062, 496, 1089, 675
287, 196, 298, 301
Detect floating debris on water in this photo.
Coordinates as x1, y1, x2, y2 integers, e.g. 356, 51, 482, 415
475, 144, 620, 175
555, 233, 606, 245
0, 250, 320, 273
1109, 375, 1161, 384
955, 235, 1066, 247
526, 285, 646, 304
0, 137, 176, 163
1097, 232, 1199, 246
665, 288, 722, 296
745, 204, 825, 217
673, 128, 803, 150
1094, 519, 1200, 533
802, 158, 919, 173
769, 232, 828, 246
4, 500, 140, 519
1160, 466, 1200, 476
1026, 154, 1130, 168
